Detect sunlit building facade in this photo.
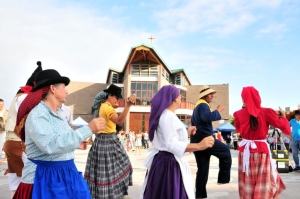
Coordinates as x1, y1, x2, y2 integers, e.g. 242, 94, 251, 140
66, 44, 229, 132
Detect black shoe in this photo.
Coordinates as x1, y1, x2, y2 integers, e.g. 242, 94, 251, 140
294, 166, 300, 171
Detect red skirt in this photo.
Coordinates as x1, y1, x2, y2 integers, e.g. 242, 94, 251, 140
13, 182, 33, 199
238, 152, 286, 199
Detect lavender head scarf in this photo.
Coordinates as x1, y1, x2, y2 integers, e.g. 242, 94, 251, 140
148, 85, 180, 141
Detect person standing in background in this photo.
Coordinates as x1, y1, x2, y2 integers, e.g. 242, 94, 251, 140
290, 110, 300, 170
129, 130, 136, 151
141, 131, 146, 149
135, 130, 142, 155
267, 134, 275, 150
143, 131, 149, 149
216, 131, 224, 142
0, 99, 8, 159
233, 134, 238, 150
283, 136, 290, 152
225, 135, 231, 149
117, 129, 125, 147
126, 131, 131, 152
60, 103, 73, 125
4, 62, 42, 198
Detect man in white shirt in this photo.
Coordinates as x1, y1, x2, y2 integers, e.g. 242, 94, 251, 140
4, 61, 42, 198
0, 98, 8, 159
60, 104, 73, 125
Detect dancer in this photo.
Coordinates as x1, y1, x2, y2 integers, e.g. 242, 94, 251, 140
13, 69, 106, 199
141, 85, 215, 199
234, 86, 290, 198
84, 84, 136, 199
191, 85, 232, 199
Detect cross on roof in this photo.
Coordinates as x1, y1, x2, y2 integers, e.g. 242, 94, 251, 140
148, 35, 155, 45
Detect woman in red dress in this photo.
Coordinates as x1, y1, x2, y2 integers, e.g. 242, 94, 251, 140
233, 86, 291, 199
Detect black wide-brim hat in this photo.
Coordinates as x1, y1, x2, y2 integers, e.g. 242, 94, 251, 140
32, 69, 70, 91
104, 84, 123, 99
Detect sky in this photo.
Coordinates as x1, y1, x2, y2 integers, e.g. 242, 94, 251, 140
0, 0, 299, 115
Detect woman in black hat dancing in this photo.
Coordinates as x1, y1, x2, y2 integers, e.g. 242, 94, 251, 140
84, 84, 136, 199
13, 69, 106, 199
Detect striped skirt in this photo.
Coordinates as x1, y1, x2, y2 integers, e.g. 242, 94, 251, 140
84, 133, 132, 199
238, 152, 286, 199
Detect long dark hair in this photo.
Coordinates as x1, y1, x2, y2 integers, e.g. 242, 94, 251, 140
250, 115, 258, 131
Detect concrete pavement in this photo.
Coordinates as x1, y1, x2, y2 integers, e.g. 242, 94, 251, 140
1, 148, 299, 199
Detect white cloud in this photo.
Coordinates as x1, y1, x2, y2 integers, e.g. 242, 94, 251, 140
154, 0, 286, 36
250, 0, 284, 8
157, 45, 245, 85
0, 0, 150, 104
111, 5, 127, 13
256, 23, 288, 39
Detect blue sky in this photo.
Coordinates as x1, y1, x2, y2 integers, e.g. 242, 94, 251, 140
0, 0, 299, 114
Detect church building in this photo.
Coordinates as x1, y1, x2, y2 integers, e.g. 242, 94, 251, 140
66, 44, 229, 132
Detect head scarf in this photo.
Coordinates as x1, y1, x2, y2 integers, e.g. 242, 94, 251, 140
91, 91, 108, 118
15, 86, 50, 141
148, 85, 180, 141
241, 86, 261, 117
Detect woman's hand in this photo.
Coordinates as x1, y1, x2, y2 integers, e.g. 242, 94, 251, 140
126, 94, 136, 106
79, 141, 88, 150
279, 106, 285, 118
88, 117, 106, 134
187, 126, 196, 137
198, 136, 215, 150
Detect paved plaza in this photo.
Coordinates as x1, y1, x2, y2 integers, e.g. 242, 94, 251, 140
1, 147, 299, 199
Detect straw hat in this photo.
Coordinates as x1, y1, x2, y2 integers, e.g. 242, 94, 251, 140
198, 85, 216, 99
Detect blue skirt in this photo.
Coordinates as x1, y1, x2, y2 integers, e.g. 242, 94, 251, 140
30, 159, 91, 199
143, 151, 188, 199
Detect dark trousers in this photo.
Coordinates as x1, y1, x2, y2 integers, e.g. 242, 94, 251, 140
284, 143, 290, 151
270, 143, 275, 150
191, 132, 232, 198
233, 141, 238, 150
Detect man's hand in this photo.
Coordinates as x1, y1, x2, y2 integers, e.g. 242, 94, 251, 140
88, 117, 106, 134
217, 105, 224, 112
79, 141, 88, 150
198, 136, 215, 150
